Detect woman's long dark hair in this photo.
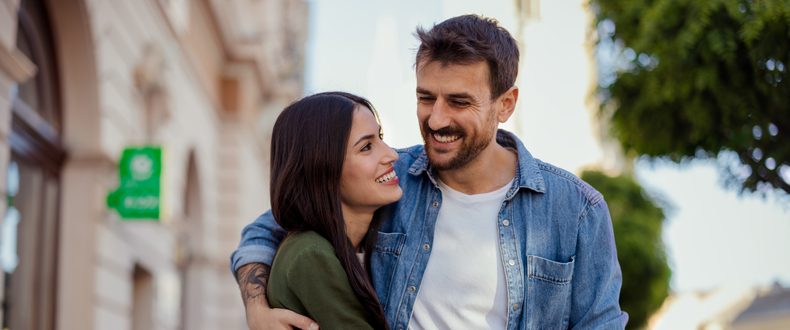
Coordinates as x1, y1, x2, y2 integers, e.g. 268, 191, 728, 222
270, 91, 390, 330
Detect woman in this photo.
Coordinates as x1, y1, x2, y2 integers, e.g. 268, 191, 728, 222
266, 92, 401, 330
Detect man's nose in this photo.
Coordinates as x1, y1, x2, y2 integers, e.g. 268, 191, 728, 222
428, 99, 451, 131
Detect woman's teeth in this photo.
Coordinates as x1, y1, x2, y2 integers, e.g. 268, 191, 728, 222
434, 133, 460, 143
376, 171, 397, 183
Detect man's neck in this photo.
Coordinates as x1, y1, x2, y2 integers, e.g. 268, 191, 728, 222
436, 142, 517, 195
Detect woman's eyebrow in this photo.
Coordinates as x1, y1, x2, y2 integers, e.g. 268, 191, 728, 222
353, 134, 376, 147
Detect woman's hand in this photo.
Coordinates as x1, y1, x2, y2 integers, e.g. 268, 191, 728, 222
237, 263, 319, 330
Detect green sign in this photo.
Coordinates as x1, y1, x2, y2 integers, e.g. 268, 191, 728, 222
107, 147, 162, 220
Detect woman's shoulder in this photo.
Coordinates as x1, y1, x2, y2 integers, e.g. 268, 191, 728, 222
268, 231, 347, 317
269, 233, 376, 330
279, 231, 334, 253
273, 231, 337, 271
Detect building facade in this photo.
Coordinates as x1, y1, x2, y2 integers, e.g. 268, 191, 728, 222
0, 0, 307, 329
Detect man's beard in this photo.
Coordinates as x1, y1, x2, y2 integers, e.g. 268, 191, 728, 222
420, 114, 497, 171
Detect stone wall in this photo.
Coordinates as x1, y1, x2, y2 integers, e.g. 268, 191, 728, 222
0, 0, 307, 328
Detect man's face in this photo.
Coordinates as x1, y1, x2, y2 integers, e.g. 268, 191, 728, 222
416, 60, 499, 171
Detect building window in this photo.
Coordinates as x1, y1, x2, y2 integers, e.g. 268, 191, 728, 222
1, 0, 64, 329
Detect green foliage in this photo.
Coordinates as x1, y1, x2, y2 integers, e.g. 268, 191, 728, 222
592, 0, 790, 195
581, 170, 670, 330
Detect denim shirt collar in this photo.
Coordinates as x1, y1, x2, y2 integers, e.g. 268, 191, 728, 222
407, 129, 546, 195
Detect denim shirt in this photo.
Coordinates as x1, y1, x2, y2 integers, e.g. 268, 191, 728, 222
231, 130, 628, 330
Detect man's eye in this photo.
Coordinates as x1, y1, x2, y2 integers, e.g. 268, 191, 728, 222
361, 143, 372, 152
452, 101, 470, 107
418, 97, 435, 102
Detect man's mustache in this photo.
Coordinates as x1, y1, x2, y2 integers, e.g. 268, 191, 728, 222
421, 121, 465, 137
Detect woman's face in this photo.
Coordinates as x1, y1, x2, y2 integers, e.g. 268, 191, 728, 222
340, 107, 402, 213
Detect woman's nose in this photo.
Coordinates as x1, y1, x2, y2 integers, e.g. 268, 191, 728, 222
381, 142, 398, 164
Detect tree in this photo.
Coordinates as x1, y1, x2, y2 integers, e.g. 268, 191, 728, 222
581, 170, 670, 330
590, 0, 790, 195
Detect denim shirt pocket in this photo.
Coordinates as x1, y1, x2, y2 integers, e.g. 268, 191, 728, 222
527, 255, 575, 330
371, 232, 406, 309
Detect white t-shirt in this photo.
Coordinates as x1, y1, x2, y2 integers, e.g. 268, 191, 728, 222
408, 178, 513, 330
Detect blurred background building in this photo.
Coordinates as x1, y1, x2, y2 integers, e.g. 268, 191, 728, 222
0, 0, 307, 329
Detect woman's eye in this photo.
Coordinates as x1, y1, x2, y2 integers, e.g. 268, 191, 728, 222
361, 143, 372, 152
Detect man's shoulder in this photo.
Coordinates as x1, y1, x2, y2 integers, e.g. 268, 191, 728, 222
392, 145, 425, 172
394, 144, 424, 160
533, 159, 603, 206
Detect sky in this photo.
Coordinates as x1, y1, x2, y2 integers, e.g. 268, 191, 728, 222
302, 0, 790, 294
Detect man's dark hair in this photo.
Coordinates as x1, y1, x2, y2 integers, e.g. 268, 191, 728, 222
415, 14, 519, 100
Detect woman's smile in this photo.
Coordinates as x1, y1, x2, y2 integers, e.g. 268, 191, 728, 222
375, 167, 399, 184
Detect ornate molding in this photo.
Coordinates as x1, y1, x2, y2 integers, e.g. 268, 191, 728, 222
134, 43, 170, 140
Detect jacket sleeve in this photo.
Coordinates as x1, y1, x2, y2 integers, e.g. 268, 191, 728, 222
287, 246, 375, 330
229, 210, 287, 276
569, 199, 629, 330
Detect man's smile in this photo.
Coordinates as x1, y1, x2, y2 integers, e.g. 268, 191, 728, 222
433, 133, 461, 143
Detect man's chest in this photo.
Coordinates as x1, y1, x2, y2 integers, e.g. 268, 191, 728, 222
407, 191, 510, 329
422, 199, 505, 290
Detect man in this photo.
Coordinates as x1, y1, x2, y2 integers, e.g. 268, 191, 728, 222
231, 15, 628, 330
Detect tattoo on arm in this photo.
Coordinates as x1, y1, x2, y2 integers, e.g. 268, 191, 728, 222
236, 263, 271, 308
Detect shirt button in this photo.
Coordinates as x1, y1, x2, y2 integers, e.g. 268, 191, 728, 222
513, 304, 519, 311
508, 260, 515, 266
433, 201, 439, 207
503, 220, 510, 226
409, 286, 416, 292
423, 244, 430, 250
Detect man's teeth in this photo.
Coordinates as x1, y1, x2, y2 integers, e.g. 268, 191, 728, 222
434, 134, 460, 143
376, 171, 397, 183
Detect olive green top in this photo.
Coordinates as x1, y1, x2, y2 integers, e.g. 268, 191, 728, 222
267, 231, 376, 330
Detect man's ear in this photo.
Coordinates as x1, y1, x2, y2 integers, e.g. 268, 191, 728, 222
497, 86, 518, 123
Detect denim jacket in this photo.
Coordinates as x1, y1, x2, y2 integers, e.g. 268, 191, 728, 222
231, 130, 628, 330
